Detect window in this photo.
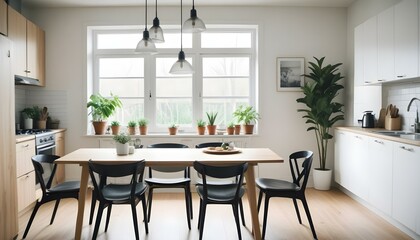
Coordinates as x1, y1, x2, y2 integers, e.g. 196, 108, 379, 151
89, 26, 257, 133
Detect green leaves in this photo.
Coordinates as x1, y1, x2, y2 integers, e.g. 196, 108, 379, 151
233, 105, 260, 125
206, 112, 218, 126
87, 93, 122, 121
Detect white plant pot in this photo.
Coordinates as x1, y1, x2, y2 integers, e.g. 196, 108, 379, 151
24, 118, 33, 129
116, 142, 129, 156
313, 168, 332, 190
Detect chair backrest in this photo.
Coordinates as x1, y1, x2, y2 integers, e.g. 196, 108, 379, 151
193, 161, 248, 199
195, 142, 223, 148
32, 155, 60, 194
147, 143, 189, 177
289, 151, 313, 191
88, 160, 146, 201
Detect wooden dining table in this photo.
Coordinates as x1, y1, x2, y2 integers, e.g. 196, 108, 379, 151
56, 147, 283, 240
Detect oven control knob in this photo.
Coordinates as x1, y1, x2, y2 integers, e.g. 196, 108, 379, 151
39, 139, 43, 143
49, 136, 54, 141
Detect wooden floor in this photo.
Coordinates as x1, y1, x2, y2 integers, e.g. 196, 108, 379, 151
18, 188, 411, 240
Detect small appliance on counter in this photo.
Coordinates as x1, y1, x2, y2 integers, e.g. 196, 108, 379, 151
361, 111, 375, 128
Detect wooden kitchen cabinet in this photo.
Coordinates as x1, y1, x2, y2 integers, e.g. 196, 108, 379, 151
15, 139, 36, 212
7, 6, 45, 86
55, 131, 65, 183
0, 0, 7, 36
392, 142, 420, 235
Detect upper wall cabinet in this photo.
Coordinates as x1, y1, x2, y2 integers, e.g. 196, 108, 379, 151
0, 1, 7, 36
7, 6, 45, 86
377, 7, 394, 82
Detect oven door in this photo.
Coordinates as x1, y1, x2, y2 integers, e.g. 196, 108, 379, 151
36, 142, 57, 188
36, 142, 56, 155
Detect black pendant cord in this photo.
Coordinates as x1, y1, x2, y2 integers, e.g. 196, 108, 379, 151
192, 0, 195, 9
180, 0, 183, 51
145, 0, 148, 31
155, 0, 158, 17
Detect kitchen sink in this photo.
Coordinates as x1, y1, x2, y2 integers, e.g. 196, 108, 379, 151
374, 130, 420, 140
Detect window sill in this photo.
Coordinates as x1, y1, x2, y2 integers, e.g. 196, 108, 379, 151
84, 133, 258, 138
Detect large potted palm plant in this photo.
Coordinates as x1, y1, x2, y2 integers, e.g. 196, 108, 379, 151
296, 57, 344, 190
87, 93, 122, 135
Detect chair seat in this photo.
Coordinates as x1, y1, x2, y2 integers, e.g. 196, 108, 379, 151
48, 181, 80, 193
196, 184, 245, 202
102, 183, 148, 202
256, 178, 300, 192
145, 177, 190, 186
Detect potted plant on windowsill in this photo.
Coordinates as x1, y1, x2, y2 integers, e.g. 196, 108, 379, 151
197, 119, 206, 135
168, 123, 178, 135
297, 57, 344, 190
233, 105, 260, 134
87, 93, 122, 135
113, 133, 131, 155
110, 121, 120, 135
206, 112, 218, 135
226, 122, 235, 135
127, 120, 137, 135
138, 118, 148, 135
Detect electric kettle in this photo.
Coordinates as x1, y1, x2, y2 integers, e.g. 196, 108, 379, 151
362, 111, 375, 128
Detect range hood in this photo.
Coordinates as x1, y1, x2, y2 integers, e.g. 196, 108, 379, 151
15, 75, 41, 86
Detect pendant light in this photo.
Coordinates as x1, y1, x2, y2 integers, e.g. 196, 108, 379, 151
183, 0, 206, 33
170, 0, 194, 74
149, 0, 164, 43
135, 0, 157, 54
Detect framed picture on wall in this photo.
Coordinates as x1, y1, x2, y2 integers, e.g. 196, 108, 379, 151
276, 57, 305, 91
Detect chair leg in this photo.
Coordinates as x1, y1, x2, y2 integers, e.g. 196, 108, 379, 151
50, 199, 61, 224
198, 202, 207, 240
105, 204, 112, 232
262, 195, 271, 240
301, 196, 317, 240
89, 190, 97, 225
292, 198, 302, 224
197, 199, 202, 229
141, 195, 149, 234
188, 185, 193, 219
257, 190, 263, 212
130, 200, 140, 240
232, 203, 242, 240
92, 203, 105, 240
239, 198, 246, 226
147, 188, 153, 222
184, 187, 191, 230
22, 201, 41, 239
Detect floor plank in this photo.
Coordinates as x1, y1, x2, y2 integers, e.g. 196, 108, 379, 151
18, 188, 412, 240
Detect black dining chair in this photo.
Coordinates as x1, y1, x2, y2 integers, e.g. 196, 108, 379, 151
193, 161, 248, 240
145, 143, 192, 229
256, 150, 317, 240
23, 154, 80, 239
88, 159, 148, 240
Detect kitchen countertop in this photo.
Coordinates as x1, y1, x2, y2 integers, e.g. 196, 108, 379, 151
15, 129, 66, 143
335, 126, 420, 147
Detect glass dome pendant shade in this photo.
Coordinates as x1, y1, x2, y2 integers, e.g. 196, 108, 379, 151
149, 0, 164, 43
170, 50, 193, 74
183, 0, 206, 33
135, 29, 157, 54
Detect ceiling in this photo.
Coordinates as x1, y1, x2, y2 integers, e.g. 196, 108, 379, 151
22, 0, 355, 8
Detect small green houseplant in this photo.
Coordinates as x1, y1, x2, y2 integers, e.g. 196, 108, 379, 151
226, 122, 235, 135
138, 118, 148, 135
296, 56, 344, 190
113, 133, 131, 155
197, 119, 206, 135
206, 112, 218, 135
87, 93, 122, 135
22, 107, 36, 129
168, 123, 178, 135
110, 121, 120, 135
233, 105, 260, 134
127, 120, 137, 135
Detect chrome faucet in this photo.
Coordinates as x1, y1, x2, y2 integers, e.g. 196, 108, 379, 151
407, 97, 420, 132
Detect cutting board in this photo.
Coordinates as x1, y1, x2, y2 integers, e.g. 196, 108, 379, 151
377, 108, 386, 128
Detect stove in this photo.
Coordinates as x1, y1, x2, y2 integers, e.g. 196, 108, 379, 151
16, 129, 56, 151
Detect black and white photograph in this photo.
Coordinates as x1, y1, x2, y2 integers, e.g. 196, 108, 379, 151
276, 57, 305, 91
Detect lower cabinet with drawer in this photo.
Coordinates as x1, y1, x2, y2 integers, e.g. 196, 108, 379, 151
16, 139, 36, 212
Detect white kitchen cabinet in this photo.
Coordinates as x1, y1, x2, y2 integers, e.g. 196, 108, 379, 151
367, 137, 393, 215
394, 0, 418, 80
334, 130, 350, 187
362, 16, 378, 84
392, 142, 420, 234
377, 7, 394, 82
347, 132, 369, 200
354, 24, 364, 86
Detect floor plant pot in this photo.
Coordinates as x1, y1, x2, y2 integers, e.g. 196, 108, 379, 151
243, 124, 254, 134
313, 168, 332, 190
139, 126, 147, 135
207, 125, 216, 135
24, 118, 33, 129
116, 142, 129, 155
92, 121, 107, 135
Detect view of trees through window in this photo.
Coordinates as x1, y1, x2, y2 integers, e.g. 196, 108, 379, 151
90, 26, 257, 133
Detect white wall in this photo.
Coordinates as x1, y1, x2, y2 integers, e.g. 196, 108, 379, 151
24, 6, 347, 181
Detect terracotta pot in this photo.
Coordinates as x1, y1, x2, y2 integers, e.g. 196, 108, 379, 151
234, 125, 241, 135
92, 121, 107, 135
168, 127, 178, 135
207, 125, 217, 135
243, 124, 254, 134
128, 127, 136, 135
139, 126, 147, 135
111, 125, 120, 135
226, 127, 235, 135
197, 126, 206, 135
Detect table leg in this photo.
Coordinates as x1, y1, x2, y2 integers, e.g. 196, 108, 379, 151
245, 165, 262, 240
75, 163, 89, 240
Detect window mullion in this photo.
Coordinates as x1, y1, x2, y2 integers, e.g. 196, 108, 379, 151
145, 55, 156, 131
